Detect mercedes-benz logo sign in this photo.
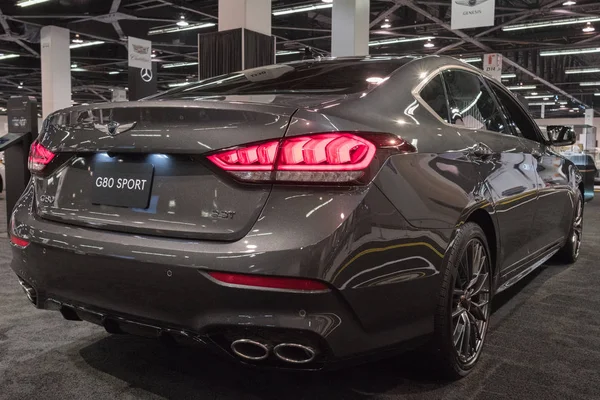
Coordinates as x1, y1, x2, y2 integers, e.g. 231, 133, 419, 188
140, 68, 153, 83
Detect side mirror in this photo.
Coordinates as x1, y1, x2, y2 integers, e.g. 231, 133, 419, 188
546, 125, 576, 146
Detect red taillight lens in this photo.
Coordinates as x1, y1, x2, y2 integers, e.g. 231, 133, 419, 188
10, 234, 30, 248
208, 271, 329, 292
207, 132, 413, 184
28, 141, 55, 172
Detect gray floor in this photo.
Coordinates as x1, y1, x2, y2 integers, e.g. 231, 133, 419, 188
2, 198, 600, 400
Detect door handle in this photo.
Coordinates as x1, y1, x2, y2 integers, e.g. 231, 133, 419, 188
469, 142, 493, 158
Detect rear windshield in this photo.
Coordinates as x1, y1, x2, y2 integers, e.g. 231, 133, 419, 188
152, 59, 411, 100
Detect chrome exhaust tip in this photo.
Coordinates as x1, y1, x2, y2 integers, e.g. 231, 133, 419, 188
230, 339, 270, 361
273, 343, 317, 364
17, 278, 37, 305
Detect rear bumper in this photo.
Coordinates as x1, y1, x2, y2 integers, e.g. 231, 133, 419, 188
10, 182, 448, 367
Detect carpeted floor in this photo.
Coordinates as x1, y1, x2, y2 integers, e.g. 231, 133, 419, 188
2, 197, 600, 400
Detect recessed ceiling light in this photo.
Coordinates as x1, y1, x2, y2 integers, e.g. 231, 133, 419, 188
381, 19, 391, 29
176, 15, 189, 27
507, 85, 537, 90
17, 0, 51, 7
583, 22, 595, 33
565, 67, 600, 74
501, 73, 517, 78
162, 62, 198, 69
273, 3, 332, 16
69, 41, 105, 49
540, 47, 600, 56
369, 36, 434, 46
0, 54, 20, 60
503, 16, 600, 31
563, 1, 576, 5
579, 81, 600, 86
424, 39, 435, 48
148, 22, 215, 35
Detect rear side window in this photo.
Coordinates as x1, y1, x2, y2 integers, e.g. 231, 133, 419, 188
420, 75, 450, 123
443, 70, 509, 134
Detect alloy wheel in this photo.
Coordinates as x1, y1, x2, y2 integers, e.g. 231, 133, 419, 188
451, 238, 491, 365
572, 196, 583, 259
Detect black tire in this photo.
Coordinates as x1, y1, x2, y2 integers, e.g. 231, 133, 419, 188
555, 191, 583, 264
431, 222, 492, 379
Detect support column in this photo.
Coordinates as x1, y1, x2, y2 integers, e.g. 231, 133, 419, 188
40, 26, 71, 118
198, 0, 274, 79
332, 0, 369, 57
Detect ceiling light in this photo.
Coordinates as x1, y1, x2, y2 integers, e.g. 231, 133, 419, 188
507, 85, 537, 90
71, 63, 77, 68
107, 71, 120, 75
525, 95, 553, 99
580, 81, 600, 86
502, 16, 600, 32
424, 39, 435, 48
273, 3, 332, 16
72, 34, 83, 44
595, 93, 600, 96
162, 62, 198, 69
276, 50, 301, 56
176, 15, 189, 27
565, 67, 600, 74
322, 0, 333, 3
381, 19, 391, 29
70, 40, 105, 49
369, 36, 434, 46
71, 67, 87, 72
530, 92, 538, 95
540, 47, 600, 56
167, 82, 192, 88
459, 57, 482, 63
563, 1, 576, 5
529, 102, 556, 106
148, 22, 215, 35
0, 54, 20, 60
569, 109, 575, 112
559, 101, 568, 104
583, 22, 595, 33
501, 73, 517, 78
17, 0, 51, 6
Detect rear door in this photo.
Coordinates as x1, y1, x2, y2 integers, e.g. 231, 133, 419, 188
488, 82, 573, 254
442, 69, 538, 274
34, 101, 295, 241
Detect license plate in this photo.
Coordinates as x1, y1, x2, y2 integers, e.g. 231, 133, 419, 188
91, 162, 154, 208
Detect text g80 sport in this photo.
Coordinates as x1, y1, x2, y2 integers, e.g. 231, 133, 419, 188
10, 56, 584, 378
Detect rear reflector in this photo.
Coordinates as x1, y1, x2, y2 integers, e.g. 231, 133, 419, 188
208, 272, 329, 292
207, 132, 414, 184
10, 234, 30, 248
28, 141, 55, 172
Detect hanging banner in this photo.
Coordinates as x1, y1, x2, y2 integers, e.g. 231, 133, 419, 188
451, 0, 495, 30
585, 109, 594, 127
128, 37, 152, 70
483, 53, 502, 82
112, 88, 127, 102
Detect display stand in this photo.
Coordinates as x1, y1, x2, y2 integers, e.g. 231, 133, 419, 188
0, 96, 38, 229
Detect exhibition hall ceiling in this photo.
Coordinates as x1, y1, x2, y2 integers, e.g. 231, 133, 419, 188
0, 0, 599, 117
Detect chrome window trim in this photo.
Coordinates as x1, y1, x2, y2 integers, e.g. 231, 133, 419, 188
412, 64, 513, 137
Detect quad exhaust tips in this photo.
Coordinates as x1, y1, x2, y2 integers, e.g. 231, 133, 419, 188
17, 277, 37, 305
230, 339, 317, 364
273, 343, 316, 364
230, 339, 270, 361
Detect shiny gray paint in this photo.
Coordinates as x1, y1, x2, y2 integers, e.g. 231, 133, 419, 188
10, 55, 581, 366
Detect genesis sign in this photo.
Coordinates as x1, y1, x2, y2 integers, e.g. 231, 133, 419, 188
451, 0, 495, 30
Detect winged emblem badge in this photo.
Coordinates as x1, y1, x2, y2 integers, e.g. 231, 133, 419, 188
94, 121, 137, 136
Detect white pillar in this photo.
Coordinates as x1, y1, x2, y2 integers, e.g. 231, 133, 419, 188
218, 0, 271, 36
332, 0, 369, 57
41, 26, 71, 118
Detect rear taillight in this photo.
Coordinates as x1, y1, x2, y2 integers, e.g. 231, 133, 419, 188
28, 141, 55, 172
207, 132, 414, 184
10, 234, 30, 248
208, 271, 329, 292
